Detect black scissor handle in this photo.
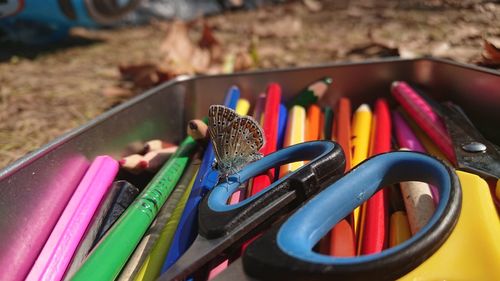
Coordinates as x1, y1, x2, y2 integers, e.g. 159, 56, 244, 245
243, 151, 461, 281
198, 141, 345, 239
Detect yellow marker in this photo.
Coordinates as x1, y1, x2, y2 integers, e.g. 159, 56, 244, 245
279, 106, 306, 178
350, 104, 373, 239
133, 170, 198, 281
389, 211, 411, 247
399, 171, 500, 280
236, 99, 250, 116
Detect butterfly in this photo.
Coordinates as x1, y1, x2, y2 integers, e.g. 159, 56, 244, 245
208, 105, 265, 179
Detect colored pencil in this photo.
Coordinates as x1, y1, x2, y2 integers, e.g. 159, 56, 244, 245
350, 104, 372, 239
391, 81, 455, 164
359, 98, 390, 255
71, 137, 198, 281
279, 106, 306, 178
28, 156, 119, 281
286, 77, 332, 108
249, 83, 281, 195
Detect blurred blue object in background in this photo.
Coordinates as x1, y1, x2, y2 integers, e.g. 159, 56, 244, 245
0, 0, 142, 44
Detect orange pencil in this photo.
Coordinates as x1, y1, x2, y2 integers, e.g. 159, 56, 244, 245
321, 98, 355, 256
306, 104, 322, 142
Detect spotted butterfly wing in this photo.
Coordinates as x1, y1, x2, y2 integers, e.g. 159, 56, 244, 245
208, 105, 265, 177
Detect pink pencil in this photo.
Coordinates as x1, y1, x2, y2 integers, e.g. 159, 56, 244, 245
391, 81, 455, 164
26, 156, 118, 281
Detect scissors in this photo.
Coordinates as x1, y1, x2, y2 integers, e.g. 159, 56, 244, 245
158, 140, 346, 281
213, 151, 461, 281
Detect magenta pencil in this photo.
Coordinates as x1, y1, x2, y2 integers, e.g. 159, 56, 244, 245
391, 81, 455, 164
26, 156, 119, 281
393, 111, 439, 204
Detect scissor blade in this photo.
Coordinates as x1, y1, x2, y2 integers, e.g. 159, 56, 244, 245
158, 192, 296, 281
212, 258, 258, 281
441, 102, 500, 179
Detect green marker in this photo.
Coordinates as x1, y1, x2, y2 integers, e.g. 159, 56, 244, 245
286, 77, 333, 108
71, 136, 198, 281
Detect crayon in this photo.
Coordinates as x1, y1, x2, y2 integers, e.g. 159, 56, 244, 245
322, 98, 354, 256
286, 77, 332, 108
279, 106, 306, 178
359, 98, 390, 255
387, 186, 411, 247
393, 111, 439, 204
27, 156, 119, 281
187, 120, 208, 141
322, 106, 334, 140
391, 81, 455, 164
71, 137, 198, 281
144, 140, 176, 153
306, 104, 322, 142
134, 168, 199, 281
117, 156, 201, 281
249, 83, 281, 195
144, 146, 179, 171
350, 104, 372, 238
161, 88, 240, 273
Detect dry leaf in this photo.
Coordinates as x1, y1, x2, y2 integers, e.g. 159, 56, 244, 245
119, 63, 160, 88
102, 86, 134, 99
160, 21, 213, 74
479, 38, 500, 67
303, 0, 322, 12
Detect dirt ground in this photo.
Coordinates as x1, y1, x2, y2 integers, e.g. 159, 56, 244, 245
0, 0, 499, 168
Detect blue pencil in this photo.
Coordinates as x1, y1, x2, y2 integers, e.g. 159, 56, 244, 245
160, 86, 240, 273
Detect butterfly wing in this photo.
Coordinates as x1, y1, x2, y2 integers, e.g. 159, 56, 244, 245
208, 105, 238, 167
221, 115, 265, 174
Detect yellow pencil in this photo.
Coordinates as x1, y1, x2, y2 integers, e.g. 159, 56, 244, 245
279, 106, 306, 178
133, 170, 199, 281
350, 104, 373, 240
236, 99, 250, 116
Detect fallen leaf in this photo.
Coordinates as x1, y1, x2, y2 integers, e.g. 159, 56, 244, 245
479, 38, 500, 67
119, 63, 160, 88
303, 0, 322, 12
102, 86, 134, 99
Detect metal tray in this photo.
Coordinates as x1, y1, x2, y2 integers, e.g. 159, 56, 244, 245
1, 58, 499, 281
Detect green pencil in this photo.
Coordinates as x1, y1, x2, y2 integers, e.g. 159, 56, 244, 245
71, 136, 198, 281
286, 77, 333, 108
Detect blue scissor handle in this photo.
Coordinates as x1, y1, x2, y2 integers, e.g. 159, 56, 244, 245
198, 141, 346, 239
243, 151, 462, 281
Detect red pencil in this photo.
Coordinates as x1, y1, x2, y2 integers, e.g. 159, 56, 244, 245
359, 98, 391, 255
249, 83, 281, 195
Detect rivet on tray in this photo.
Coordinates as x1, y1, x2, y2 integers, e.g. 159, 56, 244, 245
462, 142, 487, 153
